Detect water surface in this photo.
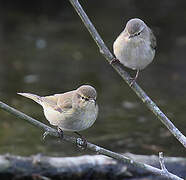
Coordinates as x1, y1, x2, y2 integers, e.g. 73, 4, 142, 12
0, 0, 186, 157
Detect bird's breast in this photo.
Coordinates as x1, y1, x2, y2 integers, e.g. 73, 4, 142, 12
113, 35, 155, 70
43, 103, 98, 132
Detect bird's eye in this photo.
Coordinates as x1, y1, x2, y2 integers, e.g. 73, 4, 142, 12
81, 96, 89, 101
136, 32, 141, 36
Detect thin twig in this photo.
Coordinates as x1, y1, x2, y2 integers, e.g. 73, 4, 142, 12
68, 0, 186, 148
159, 152, 171, 177
0, 101, 183, 180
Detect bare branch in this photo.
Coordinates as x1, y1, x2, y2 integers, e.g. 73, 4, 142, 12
159, 152, 171, 178
68, 0, 186, 148
0, 101, 183, 180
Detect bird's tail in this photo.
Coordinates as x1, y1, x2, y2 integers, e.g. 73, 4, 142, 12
17, 93, 42, 105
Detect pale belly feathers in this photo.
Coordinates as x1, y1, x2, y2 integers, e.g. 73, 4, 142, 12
42, 103, 98, 132
113, 36, 155, 70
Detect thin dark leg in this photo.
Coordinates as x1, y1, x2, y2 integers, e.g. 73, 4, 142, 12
75, 131, 87, 149
129, 69, 140, 86
110, 57, 121, 65
57, 127, 64, 139
75, 131, 82, 137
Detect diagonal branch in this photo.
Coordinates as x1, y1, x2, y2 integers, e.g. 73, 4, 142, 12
68, 0, 186, 148
0, 100, 183, 180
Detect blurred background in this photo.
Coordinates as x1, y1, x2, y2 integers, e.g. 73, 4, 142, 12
0, 0, 186, 157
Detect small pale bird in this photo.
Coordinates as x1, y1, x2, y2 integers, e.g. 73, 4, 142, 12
113, 18, 157, 85
18, 85, 98, 141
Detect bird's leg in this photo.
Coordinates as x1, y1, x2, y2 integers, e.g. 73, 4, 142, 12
57, 127, 64, 140
75, 132, 87, 149
110, 57, 121, 65
129, 69, 140, 86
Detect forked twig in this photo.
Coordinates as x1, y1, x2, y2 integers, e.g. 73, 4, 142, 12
0, 101, 183, 180
159, 152, 171, 178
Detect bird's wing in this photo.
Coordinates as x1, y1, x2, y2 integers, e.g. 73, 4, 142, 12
56, 91, 73, 109
149, 27, 157, 50
40, 95, 58, 112
43, 91, 74, 113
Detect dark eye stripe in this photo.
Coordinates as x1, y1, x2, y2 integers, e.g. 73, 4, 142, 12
134, 32, 141, 36
81, 96, 89, 101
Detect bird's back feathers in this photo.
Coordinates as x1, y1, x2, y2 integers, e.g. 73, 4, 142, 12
17, 91, 74, 113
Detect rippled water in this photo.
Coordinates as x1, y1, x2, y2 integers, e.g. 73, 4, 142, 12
0, 1, 186, 157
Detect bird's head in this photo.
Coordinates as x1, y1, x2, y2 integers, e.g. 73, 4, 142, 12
73, 85, 97, 108
125, 18, 146, 39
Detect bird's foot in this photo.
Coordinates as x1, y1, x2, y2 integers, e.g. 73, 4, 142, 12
110, 58, 121, 65
75, 132, 87, 150
57, 127, 64, 140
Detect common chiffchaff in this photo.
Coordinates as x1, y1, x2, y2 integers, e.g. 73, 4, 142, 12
18, 85, 98, 138
113, 18, 157, 85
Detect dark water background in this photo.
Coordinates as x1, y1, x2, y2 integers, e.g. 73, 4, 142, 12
0, 0, 186, 157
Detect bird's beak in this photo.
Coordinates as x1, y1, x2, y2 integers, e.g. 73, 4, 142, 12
129, 34, 134, 39
89, 98, 96, 104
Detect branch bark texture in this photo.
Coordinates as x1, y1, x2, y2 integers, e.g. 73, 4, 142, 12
0, 101, 183, 180
0, 154, 185, 180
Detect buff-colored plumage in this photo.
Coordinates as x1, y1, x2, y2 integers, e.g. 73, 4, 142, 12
18, 85, 98, 132
113, 18, 156, 70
